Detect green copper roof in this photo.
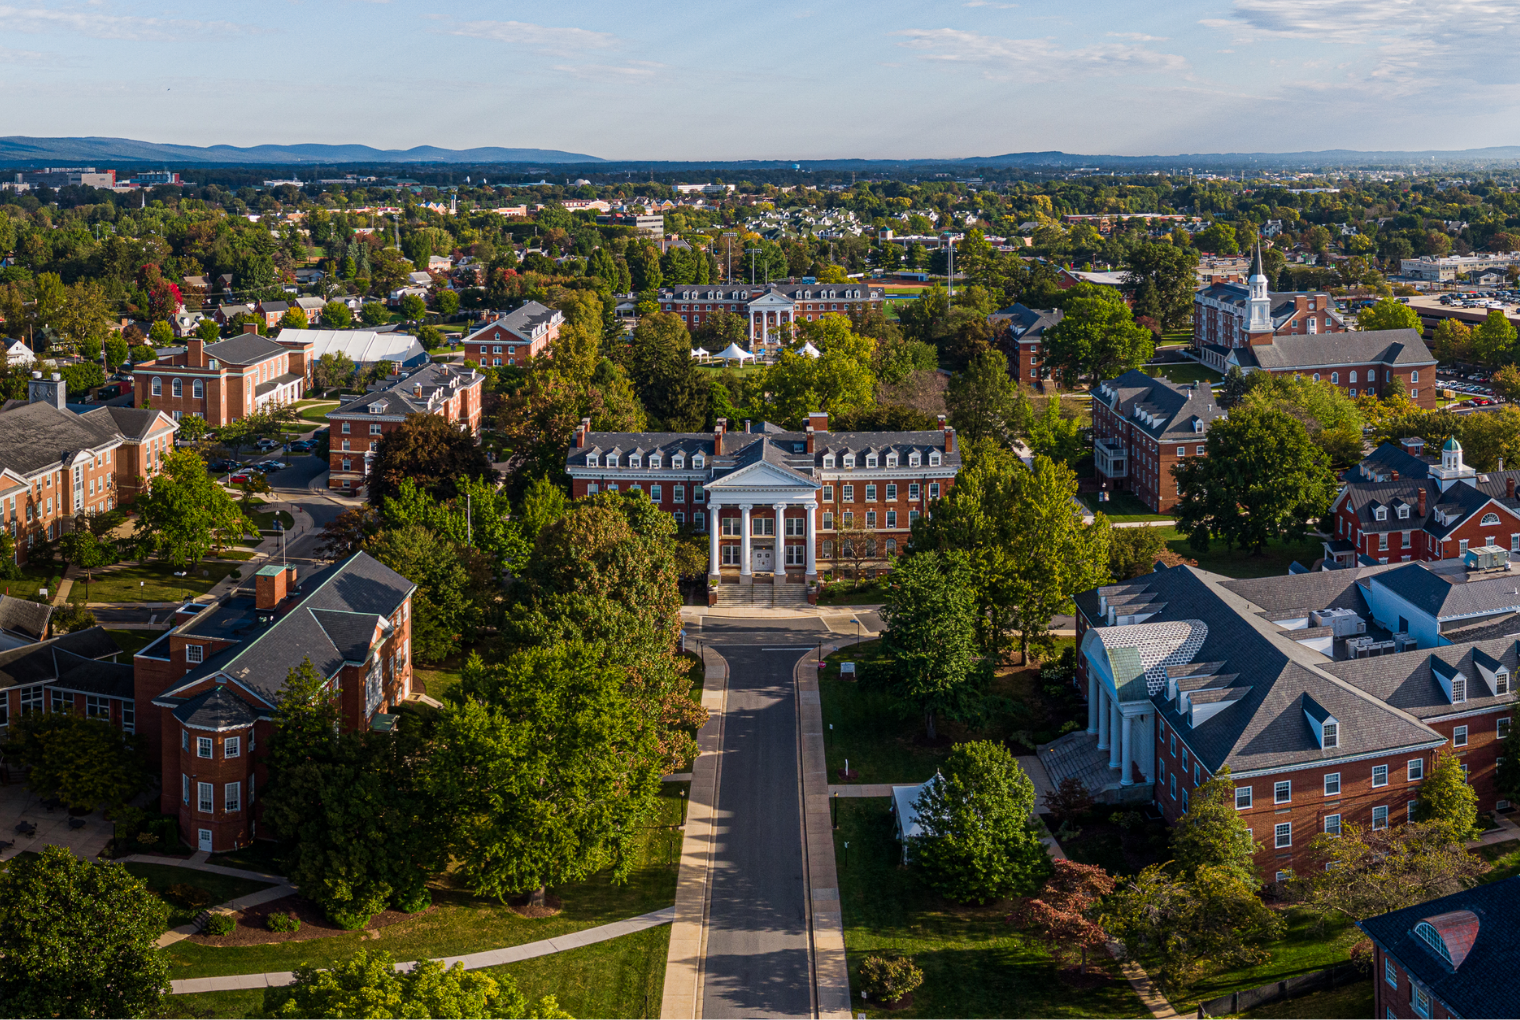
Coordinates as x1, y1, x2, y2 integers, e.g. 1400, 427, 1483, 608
1443, 436, 1462, 452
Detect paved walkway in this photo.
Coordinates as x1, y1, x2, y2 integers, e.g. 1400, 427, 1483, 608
1467, 811, 1520, 849
0, 785, 113, 861
661, 643, 730, 1019
171, 906, 677, 994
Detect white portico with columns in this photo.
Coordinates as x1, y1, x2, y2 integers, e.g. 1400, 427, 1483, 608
704, 457, 820, 586
1079, 619, 1208, 789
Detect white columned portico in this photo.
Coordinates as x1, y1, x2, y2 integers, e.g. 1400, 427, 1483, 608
1087, 674, 1100, 735
1119, 714, 1135, 786
804, 502, 818, 580
739, 504, 753, 583
1108, 699, 1123, 770
708, 502, 723, 578
774, 503, 787, 573
1096, 687, 1111, 750
1141, 712, 1155, 783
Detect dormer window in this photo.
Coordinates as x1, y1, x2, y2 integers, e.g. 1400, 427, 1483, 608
1321, 721, 1338, 748
886, 452, 898, 467
1398, 505, 1410, 519
1375, 507, 1387, 521
693, 453, 705, 468
608, 454, 620, 468
587, 453, 600, 467
823, 453, 836, 468
909, 452, 921, 467
929, 452, 941, 467
673, 453, 685, 469
369, 404, 384, 414
649, 453, 662, 469
630, 454, 642, 469
866, 454, 878, 468
844, 454, 856, 468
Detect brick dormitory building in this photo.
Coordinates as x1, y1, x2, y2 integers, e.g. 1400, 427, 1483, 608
0, 373, 177, 565
564, 414, 960, 603
657, 282, 885, 348
1072, 549, 1516, 879
324, 362, 486, 493
132, 328, 314, 426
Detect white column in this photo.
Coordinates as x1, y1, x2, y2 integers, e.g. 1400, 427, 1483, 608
740, 504, 753, 577
1120, 713, 1135, 786
804, 502, 818, 579
708, 502, 722, 578
1108, 699, 1123, 770
773, 503, 787, 575
1096, 687, 1111, 750
1141, 713, 1155, 784
1087, 674, 1100, 735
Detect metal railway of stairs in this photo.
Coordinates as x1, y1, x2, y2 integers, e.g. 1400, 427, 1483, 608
713, 579, 810, 608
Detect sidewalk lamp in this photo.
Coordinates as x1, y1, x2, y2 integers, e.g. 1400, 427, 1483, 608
832, 790, 839, 830
850, 618, 861, 645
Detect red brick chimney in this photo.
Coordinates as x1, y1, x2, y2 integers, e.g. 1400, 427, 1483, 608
806, 425, 816, 453
1508, 478, 1516, 499
808, 411, 829, 433
944, 427, 956, 454
575, 417, 591, 449
1418, 488, 1428, 516
713, 419, 726, 456
242, 322, 260, 334
1392, 470, 1399, 482
255, 564, 292, 610
188, 338, 204, 367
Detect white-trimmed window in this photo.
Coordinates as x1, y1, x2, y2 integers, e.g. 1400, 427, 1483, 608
225, 736, 241, 759
1385, 958, 1398, 989
182, 773, 189, 804
1453, 725, 1468, 747
1325, 772, 1341, 796
1372, 805, 1389, 829
185, 644, 203, 664
1274, 780, 1291, 804
1372, 764, 1388, 787
1235, 786, 1252, 809
225, 781, 242, 813
197, 781, 214, 813
1325, 813, 1342, 835
1274, 822, 1292, 848
197, 736, 213, 759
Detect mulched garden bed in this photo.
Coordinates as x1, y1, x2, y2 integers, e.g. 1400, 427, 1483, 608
189, 894, 435, 947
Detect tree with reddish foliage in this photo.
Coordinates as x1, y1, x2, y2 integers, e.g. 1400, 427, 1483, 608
1042, 776, 1095, 826
139, 263, 182, 321
1011, 858, 1114, 974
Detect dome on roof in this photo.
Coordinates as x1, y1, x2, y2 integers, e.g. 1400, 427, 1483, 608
1443, 436, 1462, 452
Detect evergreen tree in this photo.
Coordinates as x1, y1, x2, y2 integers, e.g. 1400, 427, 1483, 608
868, 550, 980, 740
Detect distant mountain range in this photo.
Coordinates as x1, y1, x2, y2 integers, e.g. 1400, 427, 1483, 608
0, 136, 603, 165
5, 136, 1520, 170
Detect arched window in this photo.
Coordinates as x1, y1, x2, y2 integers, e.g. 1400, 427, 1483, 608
171, 378, 182, 397
1312, 373, 1320, 382
151, 377, 162, 396
1331, 372, 1339, 384
192, 379, 204, 398
1349, 371, 1358, 384
1482, 512, 1501, 525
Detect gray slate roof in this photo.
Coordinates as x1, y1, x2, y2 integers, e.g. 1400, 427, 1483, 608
0, 594, 52, 641
0, 400, 121, 478
1237, 327, 1436, 371
79, 406, 172, 442
1002, 303, 1063, 339
568, 425, 962, 478
0, 627, 128, 693
328, 362, 480, 419
173, 686, 260, 729
1324, 634, 1520, 721
1092, 369, 1227, 442
203, 334, 287, 366
1365, 563, 1520, 621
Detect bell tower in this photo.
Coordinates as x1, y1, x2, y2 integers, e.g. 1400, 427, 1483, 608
1246, 243, 1273, 343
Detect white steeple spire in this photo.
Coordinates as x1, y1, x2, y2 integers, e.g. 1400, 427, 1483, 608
1247, 241, 1271, 336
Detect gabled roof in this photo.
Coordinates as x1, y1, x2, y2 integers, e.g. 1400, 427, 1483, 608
173, 685, 260, 730
203, 334, 287, 366
0, 400, 122, 477
1345, 442, 1434, 483
327, 362, 481, 419
79, 406, 176, 442
464, 300, 561, 343
1364, 562, 1520, 621
1358, 876, 1520, 1020
0, 627, 125, 691
1093, 369, 1227, 442
1242, 328, 1436, 371
0, 594, 52, 641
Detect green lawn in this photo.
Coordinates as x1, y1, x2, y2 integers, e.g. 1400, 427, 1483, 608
249, 509, 297, 532
1081, 491, 1172, 522
414, 665, 463, 703
1164, 909, 1357, 1015
73, 561, 238, 604
1145, 362, 1222, 386
164, 784, 685, 980
1158, 526, 1324, 579
819, 638, 1082, 785
207, 840, 289, 876
167, 926, 671, 1019
122, 863, 276, 932
1240, 981, 1374, 1019
1477, 837, 1520, 881
834, 800, 1146, 1019
299, 402, 339, 423
106, 629, 162, 656
818, 577, 888, 606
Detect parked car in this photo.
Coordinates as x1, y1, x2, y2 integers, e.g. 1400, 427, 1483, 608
259, 461, 288, 472
254, 438, 282, 451
286, 439, 313, 453
228, 471, 255, 484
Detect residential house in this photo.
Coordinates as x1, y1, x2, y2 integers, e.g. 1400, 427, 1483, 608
255, 300, 290, 328
4, 339, 34, 367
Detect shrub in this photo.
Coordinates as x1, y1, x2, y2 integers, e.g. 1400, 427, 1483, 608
203, 914, 236, 936
858, 955, 924, 1003
266, 912, 301, 933
394, 887, 432, 914
164, 883, 213, 909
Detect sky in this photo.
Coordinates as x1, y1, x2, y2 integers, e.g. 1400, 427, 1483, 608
5, 0, 1520, 161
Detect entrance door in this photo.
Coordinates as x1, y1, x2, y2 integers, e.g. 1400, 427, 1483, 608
198, 828, 213, 853
753, 547, 774, 572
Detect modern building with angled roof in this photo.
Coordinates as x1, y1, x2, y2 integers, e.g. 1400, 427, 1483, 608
1073, 557, 1516, 876
565, 413, 960, 603
1359, 875, 1520, 1020
137, 552, 417, 852
1090, 369, 1228, 512
323, 362, 485, 494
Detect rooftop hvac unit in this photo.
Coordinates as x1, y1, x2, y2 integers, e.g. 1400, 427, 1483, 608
1394, 634, 1419, 652
1312, 607, 1367, 637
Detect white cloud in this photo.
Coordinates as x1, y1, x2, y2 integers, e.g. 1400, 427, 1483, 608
551, 61, 663, 81
445, 19, 618, 55
894, 28, 1187, 79
1107, 31, 1168, 41
0, 4, 244, 40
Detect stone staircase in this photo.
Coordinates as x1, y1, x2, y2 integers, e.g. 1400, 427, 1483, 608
713, 580, 811, 609
1038, 730, 1152, 806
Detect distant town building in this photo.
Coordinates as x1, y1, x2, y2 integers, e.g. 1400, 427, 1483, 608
658, 283, 883, 347
1400, 254, 1520, 282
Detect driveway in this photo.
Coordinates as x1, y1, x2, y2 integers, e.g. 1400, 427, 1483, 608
695, 616, 829, 1019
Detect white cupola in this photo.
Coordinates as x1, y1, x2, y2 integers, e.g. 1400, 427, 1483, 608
1247, 243, 1271, 335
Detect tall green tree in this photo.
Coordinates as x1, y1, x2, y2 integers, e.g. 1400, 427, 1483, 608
131, 449, 252, 565
428, 641, 665, 905
5, 712, 147, 811
1040, 289, 1154, 388
910, 740, 1051, 904
1471, 308, 1519, 365
1168, 768, 1260, 886
1172, 405, 1338, 556
369, 523, 491, 664
1122, 243, 1200, 330
1290, 821, 1487, 922
321, 300, 353, 329
1356, 298, 1421, 333
1432, 317, 1472, 363
868, 550, 981, 740
1413, 748, 1480, 840
0, 847, 170, 1019
946, 350, 1025, 445
1024, 397, 1087, 466
627, 312, 709, 431
278, 950, 567, 1020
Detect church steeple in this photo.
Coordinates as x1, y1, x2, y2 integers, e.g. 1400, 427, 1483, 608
1247, 241, 1271, 337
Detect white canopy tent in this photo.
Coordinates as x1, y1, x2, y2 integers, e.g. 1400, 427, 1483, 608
715, 343, 755, 365
797, 341, 821, 359
690, 347, 710, 362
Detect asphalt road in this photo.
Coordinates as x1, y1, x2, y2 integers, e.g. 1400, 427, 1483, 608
698, 617, 829, 1020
